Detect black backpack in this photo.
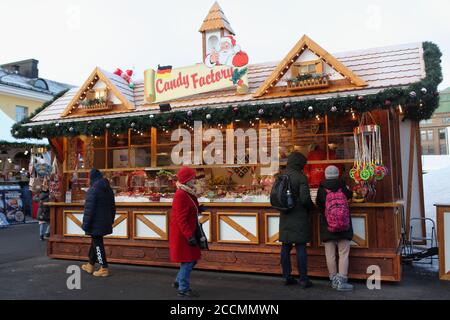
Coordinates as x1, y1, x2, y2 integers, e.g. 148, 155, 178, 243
270, 174, 296, 212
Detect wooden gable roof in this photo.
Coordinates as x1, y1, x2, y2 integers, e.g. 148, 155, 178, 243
253, 35, 367, 97
199, 1, 235, 35
61, 67, 135, 117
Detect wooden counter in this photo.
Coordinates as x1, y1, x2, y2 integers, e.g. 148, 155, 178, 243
47, 201, 403, 281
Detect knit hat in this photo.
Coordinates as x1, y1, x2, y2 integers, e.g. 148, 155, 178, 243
325, 165, 339, 179
176, 166, 196, 184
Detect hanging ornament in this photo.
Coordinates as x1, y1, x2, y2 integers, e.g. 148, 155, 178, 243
149, 114, 154, 118
130, 122, 136, 128
284, 102, 291, 109
350, 112, 388, 202
88, 120, 92, 124
206, 114, 212, 120
357, 95, 364, 101
409, 91, 417, 98
167, 119, 173, 125
258, 109, 264, 115
331, 106, 337, 112
384, 99, 392, 107
308, 106, 313, 112
41, 130, 45, 134
113, 68, 135, 89
14, 131, 19, 136
106, 123, 111, 128
187, 110, 193, 117
421, 87, 427, 94
27, 128, 32, 133
233, 106, 239, 113
69, 127, 74, 132
55, 123, 60, 127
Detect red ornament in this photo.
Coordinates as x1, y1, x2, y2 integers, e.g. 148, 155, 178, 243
233, 106, 239, 112
232, 51, 249, 67
384, 99, 392, 106
237, 79, 244, 86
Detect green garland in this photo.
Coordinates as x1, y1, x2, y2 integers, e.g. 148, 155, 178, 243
0, 140, 48, 149
12, 42, 442, 139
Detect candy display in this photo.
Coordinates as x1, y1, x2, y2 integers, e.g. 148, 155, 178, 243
349, 113, 388, 202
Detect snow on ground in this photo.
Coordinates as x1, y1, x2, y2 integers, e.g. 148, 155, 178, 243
422, 156, 450, 223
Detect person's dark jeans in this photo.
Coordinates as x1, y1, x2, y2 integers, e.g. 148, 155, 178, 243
88, 236, 108, 268
281, 243, 308, 281
176, 261, 197, 293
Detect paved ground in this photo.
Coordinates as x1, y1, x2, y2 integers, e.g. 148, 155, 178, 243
1, 224, 449, 300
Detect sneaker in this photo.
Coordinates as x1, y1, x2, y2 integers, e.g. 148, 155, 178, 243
299, 279, 313, 289
81, 263, 95, 274
172, 281, 179, 289
93, 267, 109, 277
284, 276, 298, 285
331, 274, 339, 289
177, 290, 199, 297
335, 274, 353, 291
44, 233, 50, 239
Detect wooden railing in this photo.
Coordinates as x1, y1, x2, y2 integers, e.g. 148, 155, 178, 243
287, 74, 330, 91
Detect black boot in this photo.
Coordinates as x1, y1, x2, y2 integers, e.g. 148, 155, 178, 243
40, 235, 44, 241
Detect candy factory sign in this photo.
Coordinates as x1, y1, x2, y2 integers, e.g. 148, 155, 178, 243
144, 36, 249, 103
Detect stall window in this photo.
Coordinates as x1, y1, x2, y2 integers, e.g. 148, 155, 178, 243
291, 59, 323, 77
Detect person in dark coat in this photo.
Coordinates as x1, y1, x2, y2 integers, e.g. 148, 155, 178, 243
35, 188, 50, 241
316, 165, 353, 291
169, 166, 201, 297
81, 168, 116, 277
279, 152, 314, 288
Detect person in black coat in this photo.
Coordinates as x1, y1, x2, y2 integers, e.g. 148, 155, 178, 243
279, 152, 314, 288
35, 189, 50, 241
81, 168, 116, 277
316, 165, 353, 291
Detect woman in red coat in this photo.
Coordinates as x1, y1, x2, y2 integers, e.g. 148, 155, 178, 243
169, 166, 201, 297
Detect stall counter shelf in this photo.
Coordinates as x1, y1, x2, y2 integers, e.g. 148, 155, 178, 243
45, 200, 404, 281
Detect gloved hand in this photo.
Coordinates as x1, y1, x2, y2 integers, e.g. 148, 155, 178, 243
188, 236, 197, 246
198, 204, 207, 213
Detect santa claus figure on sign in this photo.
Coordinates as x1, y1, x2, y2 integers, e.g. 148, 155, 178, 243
204, 35, 248, 68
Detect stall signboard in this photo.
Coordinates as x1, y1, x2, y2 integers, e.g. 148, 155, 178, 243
144, 36, 249, 103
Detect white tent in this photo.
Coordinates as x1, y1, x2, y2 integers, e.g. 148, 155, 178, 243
0, 109, 48, 145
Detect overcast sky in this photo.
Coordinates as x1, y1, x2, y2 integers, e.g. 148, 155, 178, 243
1, 0, 449, 89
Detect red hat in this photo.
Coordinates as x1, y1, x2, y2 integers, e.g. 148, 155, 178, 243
176, 166, 196, 184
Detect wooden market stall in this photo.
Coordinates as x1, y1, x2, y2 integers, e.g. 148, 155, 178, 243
13, 3, 442, 281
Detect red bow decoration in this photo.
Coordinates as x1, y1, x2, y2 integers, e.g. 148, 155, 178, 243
113, 68, 133, 83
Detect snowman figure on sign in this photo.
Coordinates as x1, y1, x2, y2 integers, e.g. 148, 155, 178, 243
204, 35, 248, 68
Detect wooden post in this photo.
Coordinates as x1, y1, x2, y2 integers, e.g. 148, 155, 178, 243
415, 120, 427, 242
405, 121, 416, 241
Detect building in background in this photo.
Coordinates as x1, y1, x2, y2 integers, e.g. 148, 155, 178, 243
0, 59, 72, 181
420, 87, 450, 155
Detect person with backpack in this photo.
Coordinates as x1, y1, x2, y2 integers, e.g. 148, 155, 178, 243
316, 165, 353, 291
81, 168, 116, 277
273, 152, 314, 288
